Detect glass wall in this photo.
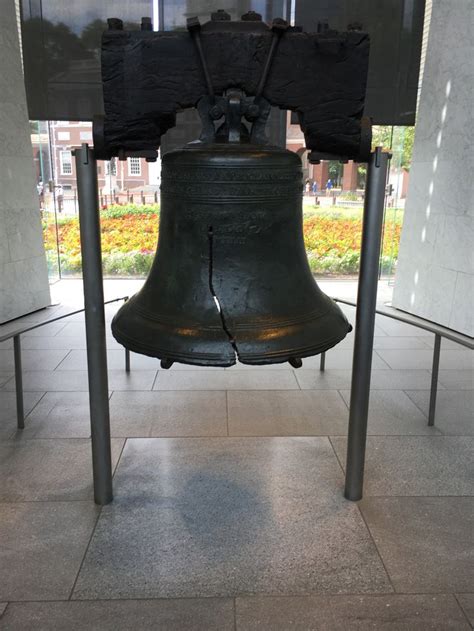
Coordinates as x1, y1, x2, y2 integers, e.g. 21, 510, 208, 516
296, 124, 412, 282
25, 1, 418, 287
34, 117, 413, 283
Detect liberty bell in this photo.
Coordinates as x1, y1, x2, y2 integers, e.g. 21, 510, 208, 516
112, 98, 351, 367
111, 13, 352, 368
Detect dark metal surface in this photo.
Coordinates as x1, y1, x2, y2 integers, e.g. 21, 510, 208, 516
94, 13, 370, 161
13, 335, 24, 430
428, 334, 441, 426
344, 148, 389, 502
75, 144, 113, 506
112, 142, 351, 367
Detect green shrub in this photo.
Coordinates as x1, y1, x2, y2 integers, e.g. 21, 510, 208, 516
100, 204, 159, 218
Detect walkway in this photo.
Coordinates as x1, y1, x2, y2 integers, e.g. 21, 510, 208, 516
0, 279, 472, 629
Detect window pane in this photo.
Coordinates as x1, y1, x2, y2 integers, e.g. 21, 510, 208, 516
128, 157, 141, 176
21, 0, 153, 120
60, 150, 72, 174
294, 0, 426, 125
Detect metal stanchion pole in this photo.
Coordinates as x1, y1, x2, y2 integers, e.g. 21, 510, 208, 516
75, 144, 113, 505
428, 333, 441, 426
13, 335, 24, 429
345, 148, 389, 501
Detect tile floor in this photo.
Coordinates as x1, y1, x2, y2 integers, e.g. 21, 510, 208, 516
0, 280, 472, 630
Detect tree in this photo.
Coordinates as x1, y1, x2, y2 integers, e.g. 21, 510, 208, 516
401, 126, 415, 169
371, 125, 415, 170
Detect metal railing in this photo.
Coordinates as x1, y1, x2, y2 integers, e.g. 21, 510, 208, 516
320, 298, 474, 426
0, 296, 129, 430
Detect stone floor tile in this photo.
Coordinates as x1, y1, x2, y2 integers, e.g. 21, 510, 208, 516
301, 349, 389, 370
0, 391, 44, 439
374, 318, 432, 337
236, 594, 470, 630
0, 372, 13, 386
1, 371, 91, 392
0, 438, 124, 501
236, 595, 335, 630
22, 321, 68, 337
456, 594, 474, 627
2, 370, 157, 392
406, 390, 474, 435
372, 336, 431, 350
72, 437, 390, 599
339, 390, 440, 435
296, 369, 434, 391
438, 370, 474, 390
0, 603, 6, 618
295, 369, 353, 390
19, 335, 119, 350
331, 436, 473, 496
0, 501, 99, 601
225, 361, 295, 370
109, 391, 228, 437
166, 363, 224, 371
23, 391, 93, 417
107, 370, 158, 391
19, 401, 92, 439
153, 369, 299, 391
377, 349, 474, 371
55, 322, 86, 337
228, 390, 348, 436
0, 598, 234, 631
370, 369, 437, 390
0, 349, 69, 372
359, 497, 474, 593
56, 349, 161, 371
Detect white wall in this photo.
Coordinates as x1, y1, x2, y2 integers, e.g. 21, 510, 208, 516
0, 0, 51, 323
392, 0, 473, 336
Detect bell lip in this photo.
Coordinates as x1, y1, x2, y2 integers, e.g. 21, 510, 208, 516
235, 324, 352, 365
111, 324, 237, 368
111, 321, 351, 368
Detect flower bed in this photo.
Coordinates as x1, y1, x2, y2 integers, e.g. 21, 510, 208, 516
43, 204, 401, 277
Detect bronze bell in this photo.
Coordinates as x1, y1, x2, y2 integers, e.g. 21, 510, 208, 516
111, 110, 351, 367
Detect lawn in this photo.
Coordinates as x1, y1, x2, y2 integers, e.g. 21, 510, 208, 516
43, 203, 402, 277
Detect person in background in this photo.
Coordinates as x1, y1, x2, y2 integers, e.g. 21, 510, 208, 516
56, 184, 64, 213
325, 178, 333, 196
311, 181, 318, 195
36, 181, 44, 211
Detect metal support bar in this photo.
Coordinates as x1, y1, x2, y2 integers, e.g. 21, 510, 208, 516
345, 148, 389, 501
125, 348, 131, 373
13, 335, 24, 429
320, 351, 326, 372
428, 333, 441, 426
75, 144, 113, 506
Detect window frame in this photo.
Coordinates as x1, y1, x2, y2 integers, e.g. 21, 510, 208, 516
128, 157, 141, 176
60, 150, 73, 175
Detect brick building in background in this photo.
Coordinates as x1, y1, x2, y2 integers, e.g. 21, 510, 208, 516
286, 119, 361, 192
31, 121, 161, 198
31, 119, 408, 206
